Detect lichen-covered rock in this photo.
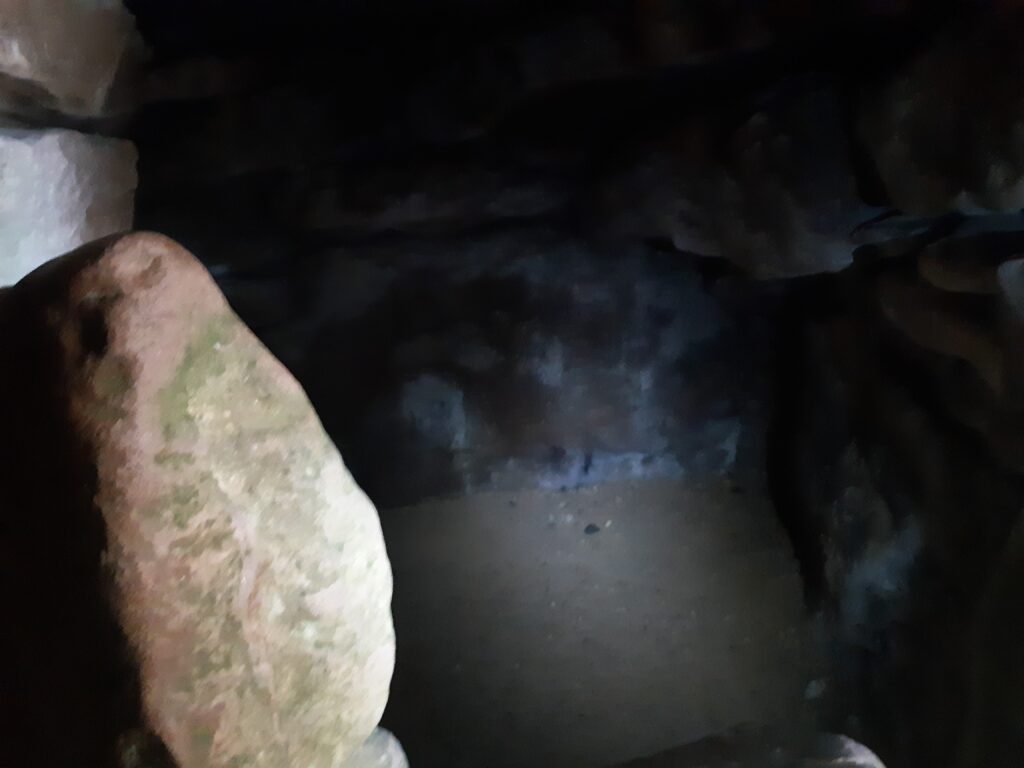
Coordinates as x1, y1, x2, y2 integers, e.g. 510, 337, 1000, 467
341, 728, 409, 768
13, 232, 395, 767
0, 0, 138, 116
0, 129, 137, 287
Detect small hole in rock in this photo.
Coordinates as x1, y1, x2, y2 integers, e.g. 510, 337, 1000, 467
79, 304, 109, 357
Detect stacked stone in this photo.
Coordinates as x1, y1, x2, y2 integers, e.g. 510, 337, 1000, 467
0, 0, 138, 288
0, 7, 401, 762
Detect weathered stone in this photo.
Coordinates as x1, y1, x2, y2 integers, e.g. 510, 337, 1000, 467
0, 0, 138, 116
807, 735, 887, 767
117, 727, 412, 768
859, 16, 1024, 215
867, 243, 1024, 474
876, 271, 1005, 394
614, 729, 886, 767
341, 728, 409, 768
304, 161, 569, 233
0, 128, 137, 287
9, 233, 394, 768
781, 263, 1024, 766
597, 84, 874, 278
957, 516, 1024, 768
700, 86, 872, 277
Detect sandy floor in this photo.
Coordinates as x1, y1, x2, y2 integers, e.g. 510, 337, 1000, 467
380, 478, 822, 768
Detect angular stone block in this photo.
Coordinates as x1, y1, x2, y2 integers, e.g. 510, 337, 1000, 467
0, 0, 138, 116
0, 128, 137, 287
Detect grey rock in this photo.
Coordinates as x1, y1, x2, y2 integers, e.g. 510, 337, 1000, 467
0, 128, 137, 287
0, 0, 139, 117
709, 87, 875, 277
341, 728, 409, 768
806, 735, 886, 767
9, 232, 395, 768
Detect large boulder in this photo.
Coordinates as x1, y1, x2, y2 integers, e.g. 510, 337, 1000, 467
0, 233, 394, 768
0, 0, 138, 117
0, 128, 137, 287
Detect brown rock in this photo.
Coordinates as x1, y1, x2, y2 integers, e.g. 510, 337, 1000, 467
1, 233, 394, 768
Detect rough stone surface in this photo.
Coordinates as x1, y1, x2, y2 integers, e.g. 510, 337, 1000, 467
775, 256, 1024, 768
817, 735, 887, 767
341, 729, 409, 768
382, 478, 818, 768
701, 86, 873, 277
0, 128, 137, 287
282, 229, 781, 508
859, 15, 1024, 215
614, 730, 886, 767
957, 515, 1024, 768
597, 83, 874, 278
11, 233, 394, 768
0, 0, 138, 116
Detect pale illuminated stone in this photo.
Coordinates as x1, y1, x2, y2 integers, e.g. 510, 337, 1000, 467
341, 729, 409, 768
0, 0, 138, 116
0, 129, 137, 287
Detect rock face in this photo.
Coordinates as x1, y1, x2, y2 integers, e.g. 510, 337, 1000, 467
614, 730, 886, 767
286, 229, 779, 509
859, 15, 1024, 215
0, 129, 137, 287
4, 233, 395, 768
700, 85, 873, 277
341, 728, 409, 768
773, 248, 1024, 767
957, 516, 1024, 768
596, 83, 873, 278
0, 0, 138, 117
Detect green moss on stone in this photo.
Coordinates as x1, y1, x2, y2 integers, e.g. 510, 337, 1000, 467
170, 486, 201, 528
154, 450, 195, 469
191, 727, 214, 760
158, 315, 234, 440
93, 356, 133, 399
90, 356, 132, 421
